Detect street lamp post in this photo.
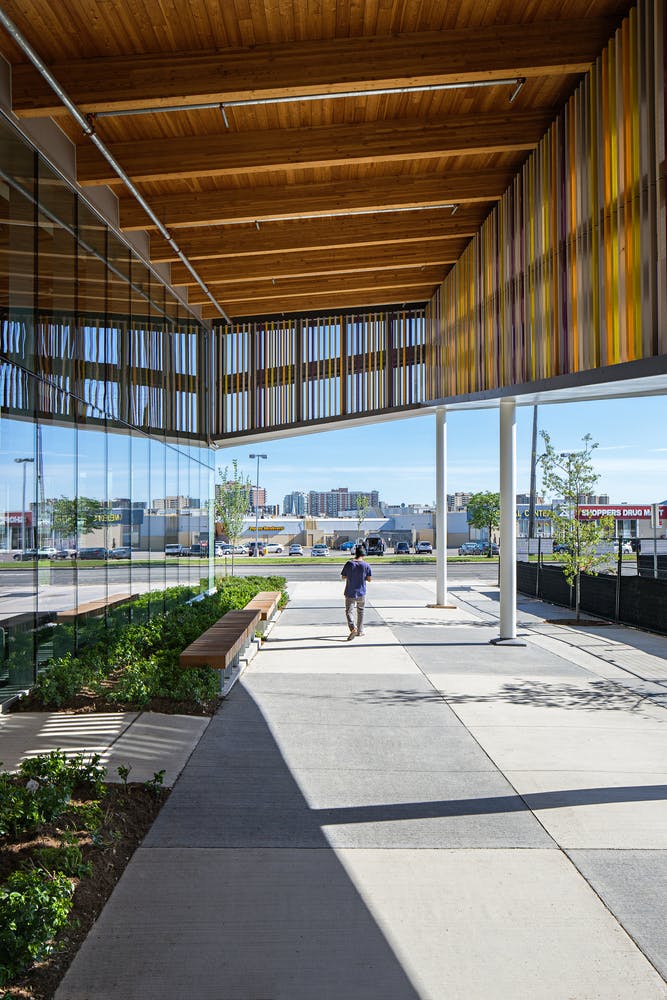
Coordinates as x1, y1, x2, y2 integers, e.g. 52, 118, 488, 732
14, 457, 34, 552
249, 453, 267, 555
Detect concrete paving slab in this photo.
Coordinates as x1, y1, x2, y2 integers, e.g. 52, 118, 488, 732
466, 724, 667, 773
0, 711, 136, 771
56, 848, 667, 1000
104, 713, 209, 786
433, 676, 667, 730
249, 633, 421, 674
188, 718, 493, 774
568, 849, 667, 981
236, 673, 460, 727
506, 771, 667, 848
400, 633, 587, 677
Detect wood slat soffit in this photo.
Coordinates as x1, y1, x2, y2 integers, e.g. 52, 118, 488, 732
0, 3, 629, 318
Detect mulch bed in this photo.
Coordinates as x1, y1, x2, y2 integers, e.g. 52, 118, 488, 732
2, 782, 170, 1000
9, 690, 219, 717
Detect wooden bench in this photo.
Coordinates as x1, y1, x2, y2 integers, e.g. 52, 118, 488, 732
57, 593, 136, 623
243, 590, 281, 622
178, 591, 283, 694
179, 608, 261, 678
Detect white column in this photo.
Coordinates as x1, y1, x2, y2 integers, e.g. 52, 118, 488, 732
499, 399, 517, 640
435, 407, 448, 606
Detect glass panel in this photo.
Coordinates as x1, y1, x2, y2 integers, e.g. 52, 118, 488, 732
0, 406, 37, 696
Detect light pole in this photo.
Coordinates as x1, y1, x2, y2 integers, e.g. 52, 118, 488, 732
14, 457, 34, 551
249, 453, 267, 555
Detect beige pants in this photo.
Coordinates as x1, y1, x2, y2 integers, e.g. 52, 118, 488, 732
345, 596, 366, 632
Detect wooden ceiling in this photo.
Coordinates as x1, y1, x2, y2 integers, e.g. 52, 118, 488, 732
0, 0, 632, 322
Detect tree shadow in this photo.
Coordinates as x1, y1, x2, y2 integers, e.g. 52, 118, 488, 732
352, 679, 667, 716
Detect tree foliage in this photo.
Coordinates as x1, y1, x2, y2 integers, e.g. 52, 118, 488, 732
539, 431, 614, 620
466, 491, 500, 556
355, 495, 370, 539
214, 460, 251, 574
51, 496, 104, 541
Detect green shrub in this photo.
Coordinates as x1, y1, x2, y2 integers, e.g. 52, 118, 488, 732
31, 653, 91, 707
0, 870, 74, 985
0, 775, 71, 838
27, 577, 287, 710
31, 840, 92, 879
19, 750, 106, 796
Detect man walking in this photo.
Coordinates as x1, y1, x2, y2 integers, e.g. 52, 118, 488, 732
341, 544, 372, 639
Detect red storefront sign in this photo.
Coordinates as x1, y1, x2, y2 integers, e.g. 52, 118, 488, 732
5, 511, 32, 525
578, 505, 667, 520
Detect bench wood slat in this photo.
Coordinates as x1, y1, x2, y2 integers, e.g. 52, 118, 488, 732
179, 608, 261, 669
244, 590, 281, 621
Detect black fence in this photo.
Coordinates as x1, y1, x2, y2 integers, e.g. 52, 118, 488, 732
517, 562, 667, 637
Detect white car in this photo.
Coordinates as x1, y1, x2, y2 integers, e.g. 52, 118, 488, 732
265, 543, 284, 554
311, 543, 329, 557
289, 543, 303, 556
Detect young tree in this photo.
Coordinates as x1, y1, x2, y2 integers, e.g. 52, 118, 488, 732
466, 492, 500, 556
51, 496, 104, 545
355, 494, 370, 542
539, 431, 615, 621
214, 460, 251, 575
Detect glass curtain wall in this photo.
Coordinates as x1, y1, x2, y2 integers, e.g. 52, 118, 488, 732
0, 113, 213, 704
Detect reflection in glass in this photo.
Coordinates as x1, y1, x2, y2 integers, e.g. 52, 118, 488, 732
0, 116, 213, 704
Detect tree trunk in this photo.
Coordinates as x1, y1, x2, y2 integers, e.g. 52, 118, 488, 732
575, 572, 581, 621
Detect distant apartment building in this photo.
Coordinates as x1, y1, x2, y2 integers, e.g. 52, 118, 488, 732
249, 486, 267, 511
447, 492, 472, 511
283, 491, 309, 515
152, 494, 201, 511
578, 493, 610, 505
308, 487, 381, 516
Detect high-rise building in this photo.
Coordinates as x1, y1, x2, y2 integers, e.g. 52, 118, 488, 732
447, 492, 473, 511
308, 487, 380, 516
283, 491, 309, 515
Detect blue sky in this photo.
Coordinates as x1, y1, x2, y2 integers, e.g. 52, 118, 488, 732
216, 395, 667, 507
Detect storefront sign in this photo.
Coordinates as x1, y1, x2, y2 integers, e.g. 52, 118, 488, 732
248, 525, 284, 532
577, 505, 667, 520
5, 511, 32, 525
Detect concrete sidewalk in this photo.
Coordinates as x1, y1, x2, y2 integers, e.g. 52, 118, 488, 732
55, 579, 667, 999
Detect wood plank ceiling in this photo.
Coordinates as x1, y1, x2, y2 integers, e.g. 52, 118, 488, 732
0, 0, 633, 322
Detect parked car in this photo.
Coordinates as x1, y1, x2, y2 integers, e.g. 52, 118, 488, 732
552, 542, 570, 554
395, 541, 411, 555
189, 543, 208, 557
13, 547, 60, 561
311, 543, 329, 557
339, 540, 356, 551
164, 543, 188, 556
265, 543, 284, 554
364, 535, 386, 556
247, 541, 266, 556
289, 543, 303, 556
77, 547, 108, 560
415, 541, 433, 554
51, 548, 75, 559
108, 546, 131, 559
458, 541, 482, 555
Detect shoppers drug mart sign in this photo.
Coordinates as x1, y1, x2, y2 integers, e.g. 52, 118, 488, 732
578, 505, 667, 520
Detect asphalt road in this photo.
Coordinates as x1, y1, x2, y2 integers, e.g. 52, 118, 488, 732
0, 559, 501, 589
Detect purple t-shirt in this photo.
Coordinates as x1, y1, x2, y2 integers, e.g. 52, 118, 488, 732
341, 559, 372, 598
